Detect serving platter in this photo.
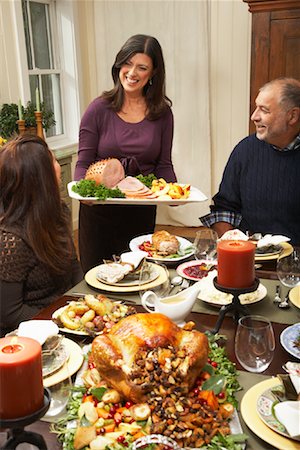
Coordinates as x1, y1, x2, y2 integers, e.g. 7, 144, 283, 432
68, 181, 207, 206
241, 377, 300, 450
85, 262, 168, 293
255, 242, 293, 261
280, 323, 300, 359
129, 234, 194, 262
43, 338, 83, 388
289, 286, 300, 309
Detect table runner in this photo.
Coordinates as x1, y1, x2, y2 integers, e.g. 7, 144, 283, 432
237, 371, 279, 450
67, 276, 300, 325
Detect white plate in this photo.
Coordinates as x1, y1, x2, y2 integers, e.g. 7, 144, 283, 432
241, 377, 300, 450
68, 181, 207, 206
43, 338, 83, 388
280, 323, 300, 359
85, 262, 168, 293
129, 234, 194, 262
176, 260, 217, 281
255, 242, 293, 261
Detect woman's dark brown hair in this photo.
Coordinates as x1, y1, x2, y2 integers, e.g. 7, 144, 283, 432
0, 135, 73, 274
102, 34, 172, 120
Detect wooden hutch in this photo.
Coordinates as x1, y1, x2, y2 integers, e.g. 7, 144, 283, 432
243, 0, 300, 132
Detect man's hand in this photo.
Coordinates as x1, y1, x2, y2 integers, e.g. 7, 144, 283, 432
211, 222, 234, 238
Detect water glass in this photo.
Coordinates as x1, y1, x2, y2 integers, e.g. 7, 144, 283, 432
235, 315, 275, 373
193, 229, 218, 260
276, 250, 300, 288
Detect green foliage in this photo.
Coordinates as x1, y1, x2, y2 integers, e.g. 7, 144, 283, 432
0, 101, 56, 139
0, 103, 19, 138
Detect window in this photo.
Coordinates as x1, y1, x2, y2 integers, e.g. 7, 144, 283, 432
22, 0, 63, 137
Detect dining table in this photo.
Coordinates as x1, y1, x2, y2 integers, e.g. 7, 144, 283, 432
1, 251, 299, 450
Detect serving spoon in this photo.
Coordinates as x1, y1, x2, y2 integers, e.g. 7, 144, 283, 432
168, 276, 189, 294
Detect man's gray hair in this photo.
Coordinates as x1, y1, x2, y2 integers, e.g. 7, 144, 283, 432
260, 77, 300, 110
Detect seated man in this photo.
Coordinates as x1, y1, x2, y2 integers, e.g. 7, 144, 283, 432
201, 77, 300, 245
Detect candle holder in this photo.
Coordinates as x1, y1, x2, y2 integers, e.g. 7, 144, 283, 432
211, 276, 259, 334
17, 120, 26, 135
34, 111, 44, 140
0, 388, 50, 449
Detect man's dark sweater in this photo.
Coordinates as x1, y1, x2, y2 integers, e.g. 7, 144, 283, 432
211, 134, 300, 244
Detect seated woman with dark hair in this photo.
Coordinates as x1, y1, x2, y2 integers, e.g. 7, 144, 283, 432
0, 135, 82, 336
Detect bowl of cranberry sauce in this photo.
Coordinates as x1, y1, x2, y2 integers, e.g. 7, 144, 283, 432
176, 260, 217, 281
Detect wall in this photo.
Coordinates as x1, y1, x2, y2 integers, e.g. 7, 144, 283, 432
0, 0, 251, 230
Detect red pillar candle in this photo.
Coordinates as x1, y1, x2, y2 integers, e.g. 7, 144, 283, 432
0, 336, 44, 419
217, 240, 255, 288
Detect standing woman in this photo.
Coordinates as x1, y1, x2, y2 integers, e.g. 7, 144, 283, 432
75, 34, 176, 273
0, 135, 82, 336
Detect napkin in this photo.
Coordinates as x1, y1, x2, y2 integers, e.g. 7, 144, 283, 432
120, 250, 148, 269
256, 234, 291, 248
274, 401, 300, 440
219, 229, 248, 241
18, 320, 59, 345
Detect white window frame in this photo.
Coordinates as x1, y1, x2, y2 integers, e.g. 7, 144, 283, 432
11, 0, 81, 148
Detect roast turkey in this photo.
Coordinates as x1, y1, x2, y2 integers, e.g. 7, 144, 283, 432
152, 230, 180, 255
91, 313, 209, 403
85, 158, 125, 188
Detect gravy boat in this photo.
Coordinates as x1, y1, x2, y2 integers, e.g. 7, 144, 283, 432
141, 281, 202, 326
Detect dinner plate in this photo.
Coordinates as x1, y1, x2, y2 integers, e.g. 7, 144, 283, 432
280, 323, 300, 359
241, 377, 300, 450
43, 338, 83, 388
199, 282, 267, 307
98, 268, 159, 287
255, 242, 293, 261
129, 234, 194, 262
68, 181, 207, 206
256, 385, 291, 439
289, 286, 300, 309
176, 260, 217, 281
85, 262, 168, 293
42, 344, 68, 377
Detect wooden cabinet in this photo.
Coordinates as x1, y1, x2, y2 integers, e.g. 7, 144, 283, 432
243, 0, 300, 132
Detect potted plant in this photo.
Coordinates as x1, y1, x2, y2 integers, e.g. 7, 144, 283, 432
0, 101, 56, 139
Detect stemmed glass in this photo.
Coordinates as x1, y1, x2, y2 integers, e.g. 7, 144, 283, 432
276, 250, 300, 289
234, 315, 275, 373
43, 363, 72, 420
138, 261, 170, 304
193, 229, 218, 260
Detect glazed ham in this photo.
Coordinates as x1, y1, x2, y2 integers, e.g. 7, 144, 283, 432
91, 313, 209, 403
85, 158, 125, 188
116, 176, 157, 199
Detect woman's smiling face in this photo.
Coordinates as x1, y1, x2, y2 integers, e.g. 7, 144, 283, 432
119, 53, 153, 96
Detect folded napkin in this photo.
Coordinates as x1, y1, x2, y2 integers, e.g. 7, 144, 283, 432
274, 401, 300, 439
219, 229, 248, 241
120, 250, 148, 269
18, 320, 59, 345
257, 234, 291, 248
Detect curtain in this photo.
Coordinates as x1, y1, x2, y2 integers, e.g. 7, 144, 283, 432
93, 0, 211, 226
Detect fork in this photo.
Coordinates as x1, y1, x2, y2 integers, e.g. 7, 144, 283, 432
273, 285, 282, 304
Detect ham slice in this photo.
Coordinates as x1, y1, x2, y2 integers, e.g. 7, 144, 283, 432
116, 176, 158, 199
85, 158, 125, 188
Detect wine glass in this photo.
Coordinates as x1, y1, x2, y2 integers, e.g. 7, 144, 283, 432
193, 229, 218, 260
234, 315, 275, 373
276, 250, 300, 288
43, 363, 72, 420
138, 261, 170, 302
